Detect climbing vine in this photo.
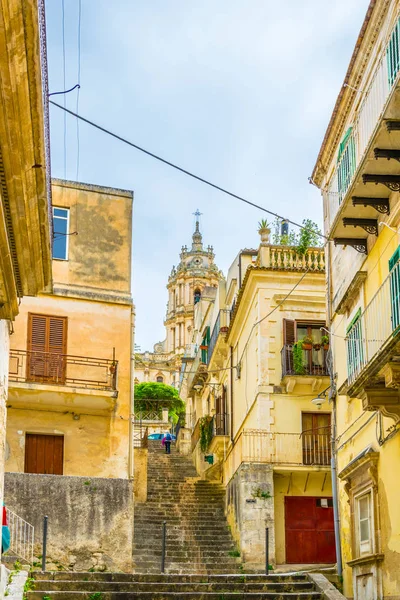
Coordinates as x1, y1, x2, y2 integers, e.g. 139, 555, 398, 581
199, 416, 213, 453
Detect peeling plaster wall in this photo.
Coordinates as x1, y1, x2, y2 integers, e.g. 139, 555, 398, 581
4, 472, 134, 572
0, 320, 9, 513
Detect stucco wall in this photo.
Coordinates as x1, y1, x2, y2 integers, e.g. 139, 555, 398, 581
226, 463, 274, 569
4, 472, 134, 572
0, 321, 9, 517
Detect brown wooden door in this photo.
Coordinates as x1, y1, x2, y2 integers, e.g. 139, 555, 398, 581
24, 434, 64, 475
302, 413, 331, 465
285, 496, 335, 564
27, 314, 67, 383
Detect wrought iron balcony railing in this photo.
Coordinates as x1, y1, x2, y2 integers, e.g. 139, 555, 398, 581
224, 430, 331, 481
325, 11, 400, 228
346, 258, 400, 386
9, 349, 118, 391
281, 344, 329, 377
207, 310, 230, 364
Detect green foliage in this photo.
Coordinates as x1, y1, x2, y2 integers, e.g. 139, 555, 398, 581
228, 548, 241, 557
258, 218, 270, 230
293, 342, 306, 375
42, 596, 52, 600
271, 217, 322, 255
199, 416, 213, 453
89, 594, 104, 600
134, 382, 185, 424
23, 577, 35, 598
252, 487, 272, 500
321, 334, 329, 345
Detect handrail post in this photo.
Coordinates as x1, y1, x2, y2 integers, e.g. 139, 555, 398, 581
265, 527, 269, 576
161, 521, 166, 573
42, 515, 48, 572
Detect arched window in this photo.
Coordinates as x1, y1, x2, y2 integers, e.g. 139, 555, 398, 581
194, 288, 201, 304
156, 376, 164, 383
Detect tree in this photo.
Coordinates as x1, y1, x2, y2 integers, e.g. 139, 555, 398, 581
134, 382, 185, 424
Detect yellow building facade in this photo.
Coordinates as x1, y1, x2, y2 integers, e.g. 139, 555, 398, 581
312, 1, 400, 598
0, 0, 52, 575
180, 234, 334, 570
4, 179, 135, 572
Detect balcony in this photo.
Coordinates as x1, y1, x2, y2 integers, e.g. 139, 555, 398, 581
8, 349, 118, 414
186, 352, 207, 395
208, 413, 230, 458
344, 258, 400, 420
207, 309, 230, 369
225, 429, 331, 481
281, 344, 330, 392
267, 246, 325, 272
324, 12, 400, 243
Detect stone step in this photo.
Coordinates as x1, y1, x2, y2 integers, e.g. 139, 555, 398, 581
32, 581, 315, 593
33, 573, 310, 583
27, 592, 323, 600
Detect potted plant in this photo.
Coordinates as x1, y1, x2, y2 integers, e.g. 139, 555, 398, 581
200, 344, 208, 350
258, 218, 271, 243
321, 334, 330, 350
293, 342, 305, 375
313, 342, 321, 351
301, 335, 313, 351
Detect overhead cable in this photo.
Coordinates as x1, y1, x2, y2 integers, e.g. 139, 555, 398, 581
49, 100, 326, 239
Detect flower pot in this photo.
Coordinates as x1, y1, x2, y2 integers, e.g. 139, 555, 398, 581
323, 344, 329, 351
302, 343, 312, 350
313, 343, 321, 351
200, 345, 208, 350
258, 228, 271, 243
109, 365, 116, 374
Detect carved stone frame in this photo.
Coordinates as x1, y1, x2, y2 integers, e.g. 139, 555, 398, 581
338, 448, 383, 600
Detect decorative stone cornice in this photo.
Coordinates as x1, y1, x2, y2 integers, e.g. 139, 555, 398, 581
334, 270, 367, 315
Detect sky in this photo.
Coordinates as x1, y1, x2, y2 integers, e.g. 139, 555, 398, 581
45, 0, 369, 351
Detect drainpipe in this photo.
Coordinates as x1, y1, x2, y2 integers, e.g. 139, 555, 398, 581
129, 305, 136, 480
230, 346, 234, 441
331, 398, 342, 578
326, 240, 343, 578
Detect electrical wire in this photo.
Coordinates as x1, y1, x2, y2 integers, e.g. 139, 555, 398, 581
48, 100, 327, 239
336, 412, 377, 452
61, 0, 67, 179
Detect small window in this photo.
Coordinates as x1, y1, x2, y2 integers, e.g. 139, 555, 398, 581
53, 207, 69, 260
156, 376, 164, 383
357, 493, 372, 555
194, 289, 201, 304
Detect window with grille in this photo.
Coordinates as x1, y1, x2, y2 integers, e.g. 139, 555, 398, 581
337, 128, 356, 202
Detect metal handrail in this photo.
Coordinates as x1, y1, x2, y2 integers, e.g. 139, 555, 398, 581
281, 344, 329, 377
6, 508, 34, 565
207, 310, 230, 364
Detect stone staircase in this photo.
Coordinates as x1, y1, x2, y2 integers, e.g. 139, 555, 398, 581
133, 440, 241, 574
27, 571, 326, 599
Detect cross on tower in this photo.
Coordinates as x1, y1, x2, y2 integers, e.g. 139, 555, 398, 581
193, 209, 202, 220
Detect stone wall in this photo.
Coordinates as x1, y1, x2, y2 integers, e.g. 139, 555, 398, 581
4, 473, 134, 572
226, 463, 274, 570
133, 448, 147, 502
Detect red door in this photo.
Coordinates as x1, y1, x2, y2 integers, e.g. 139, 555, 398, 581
285, 496, 336, 564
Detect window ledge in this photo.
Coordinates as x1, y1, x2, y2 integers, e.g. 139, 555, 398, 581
347, 553, 384, 567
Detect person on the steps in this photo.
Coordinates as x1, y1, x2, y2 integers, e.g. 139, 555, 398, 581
163, 432, 172, 454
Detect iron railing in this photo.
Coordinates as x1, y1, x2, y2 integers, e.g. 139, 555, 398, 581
207, 310, 230, 364
281, 344, 329, 377
133, 411, 165, 422
346, 258, 400, 384
133, 427, 149, 449
224, 430, 331, 481
6, 508, 34, 565
211, 413, 229, 437
325, 12, 400, 227
9, 349, 118, 391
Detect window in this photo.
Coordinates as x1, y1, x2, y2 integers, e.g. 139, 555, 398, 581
194, 289, 201, 304
52, 207, 69, 260
389, 246, 400, 331
357, 493, 372, 555
387, 17, 400, 87
301, 413, 331, 466
337, 128, 356, 202
346, 309, 364, 379
156, 376, 164, 383
201, 327, 210, 364
27, 313, 68, 383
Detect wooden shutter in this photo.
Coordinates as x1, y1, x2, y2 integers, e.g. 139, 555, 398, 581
27, 314, 67, 382
283, 319, 295, 346
25, 434, 64, 475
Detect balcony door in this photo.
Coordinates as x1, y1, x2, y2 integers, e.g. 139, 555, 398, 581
215, 385, 227, 435
302, 413, 331, 466
27, 314, 68, 384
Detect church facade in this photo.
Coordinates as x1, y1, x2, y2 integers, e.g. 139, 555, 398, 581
134, 212, 223, 390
